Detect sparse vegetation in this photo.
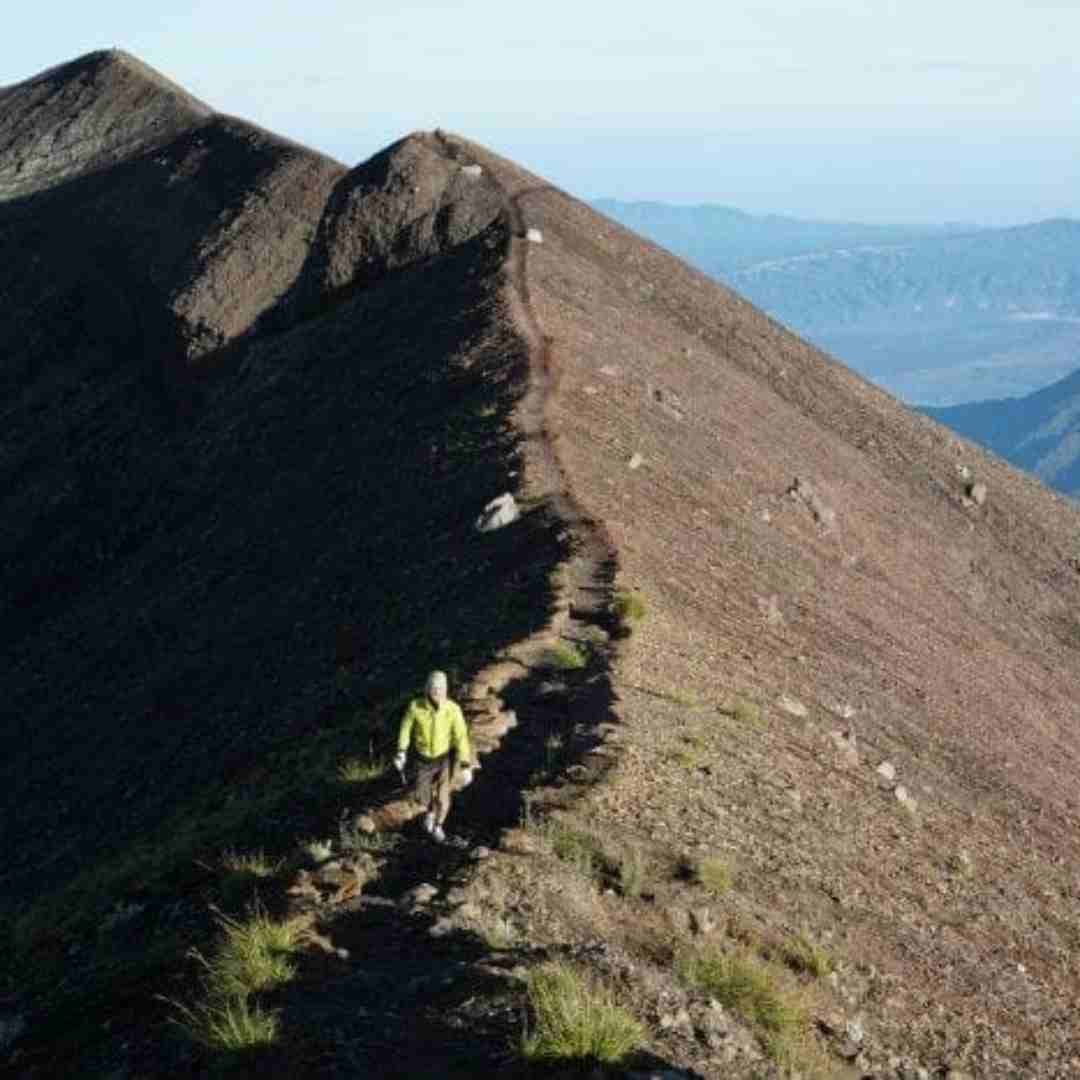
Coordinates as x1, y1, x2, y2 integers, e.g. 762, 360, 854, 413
543, 640, 588, 670
612, 589, 647, 628
779, 933, 834, 978
337, 755, 387, 784
617, 845, 649, 899
544, 821, 609, 882
685, 855, 732, 897
676, 946, 804, 1058
165, 905, 303, 1053
191, 908, 303, 1000
168, 994, 281, 1052
521, 962, 644, 1066
725, 697, 763, 727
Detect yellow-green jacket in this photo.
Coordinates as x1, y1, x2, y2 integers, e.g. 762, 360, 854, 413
397, 697, 471, 763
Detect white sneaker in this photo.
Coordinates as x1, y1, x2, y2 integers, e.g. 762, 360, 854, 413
423, 812, 436, 834
431, 825, 446, 844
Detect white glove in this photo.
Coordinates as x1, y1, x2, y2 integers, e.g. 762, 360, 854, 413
458, 766, 475, 788
393, 750, 407, 772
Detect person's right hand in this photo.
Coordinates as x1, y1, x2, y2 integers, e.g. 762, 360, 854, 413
393, 750, 407, 772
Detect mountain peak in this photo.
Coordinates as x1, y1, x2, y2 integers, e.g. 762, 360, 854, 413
0, 49, 213, 202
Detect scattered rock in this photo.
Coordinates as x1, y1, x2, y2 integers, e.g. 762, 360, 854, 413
788, 476, 836, 530
967, 481, 988, 506
778, 694, 808, 718
688, 907, 716, 936
829, 727, 860, 766
894, 784, 918, 811
658, 1006, 692, 1032
475, 492, 519, 532
525, 227, 543, 244
400, 882, 439, 909
599, 364, 621, 377
459, 164, 483, 178
956, 464, 972, 480
758, 594, 784, 626
628, 452, 644, 470
649, 384, 686, 421
876, 761, 897, 789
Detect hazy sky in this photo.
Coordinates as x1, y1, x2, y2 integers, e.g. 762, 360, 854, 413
4, 1, 1078, 224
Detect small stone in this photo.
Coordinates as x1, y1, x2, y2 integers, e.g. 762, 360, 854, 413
525, 227, 543, 244
599, 364, 621, 377
876, 761, 896, 782
688, 907, 716, 936
475, 492, 519, 532
460, 163, 483, 178
967, 481, 987, 506
401, 882, 439, 909
894, 785, 918, 811
628, 452, 644, 470
778, 694, 808, 718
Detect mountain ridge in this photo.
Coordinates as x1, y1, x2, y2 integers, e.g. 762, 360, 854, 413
4, 51, 1080, 1079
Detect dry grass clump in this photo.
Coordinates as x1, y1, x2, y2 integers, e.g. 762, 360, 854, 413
165, 906, 304, 1052
521, 962, 644, 1066
779, 932, 835, 978
168, 995, 280, 1052
612, 590, 647, 630
727, 697, 763, 727
681, 854, 732, 896
543, 641, 588, 671
337, 755, 387, 784
676, 946, 804, 1059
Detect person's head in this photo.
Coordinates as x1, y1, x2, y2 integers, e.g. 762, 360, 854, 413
426, 670, 448, 706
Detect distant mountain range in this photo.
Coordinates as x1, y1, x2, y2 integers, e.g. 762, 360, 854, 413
594, 201, 1080, 408
926, 368, 1080, 495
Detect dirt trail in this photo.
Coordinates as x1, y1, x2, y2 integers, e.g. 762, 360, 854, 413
265, 135, 629, 1076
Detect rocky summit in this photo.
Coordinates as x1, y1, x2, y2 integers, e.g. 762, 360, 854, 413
2, 51, 1079, 1080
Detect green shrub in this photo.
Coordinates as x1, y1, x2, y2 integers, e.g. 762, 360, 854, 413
521, 963, 644, 1065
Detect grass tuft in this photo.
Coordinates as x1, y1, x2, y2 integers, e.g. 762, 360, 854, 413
543, 640, 588, 670
191, 909, 302, 1000
612, 590, 647, 628
617, 845, 649, 899
676, 946, 805, 1048
685, 855, 732, 897
779, 933, 834, 978
337, 756, 387, 784
167, 995, 280, 1052
726, 697, 763, 727
521, 963, 644, 1066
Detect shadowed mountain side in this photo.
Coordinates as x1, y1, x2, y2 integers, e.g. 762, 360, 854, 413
0, 222, 569, 900
444, 135, 1080, 1072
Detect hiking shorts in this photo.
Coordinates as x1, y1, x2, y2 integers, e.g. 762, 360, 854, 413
413, 752, 453, 822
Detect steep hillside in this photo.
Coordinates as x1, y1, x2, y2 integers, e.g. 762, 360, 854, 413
927, 365, 1080, 495
4, 52, 1080, 1080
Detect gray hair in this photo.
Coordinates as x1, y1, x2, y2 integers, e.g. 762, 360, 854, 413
426, 670, 448, 695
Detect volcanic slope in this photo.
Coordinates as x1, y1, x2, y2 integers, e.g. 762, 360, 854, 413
3, 53, 1080, 1080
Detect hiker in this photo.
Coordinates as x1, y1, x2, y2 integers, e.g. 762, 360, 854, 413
393, 670, 474, 844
